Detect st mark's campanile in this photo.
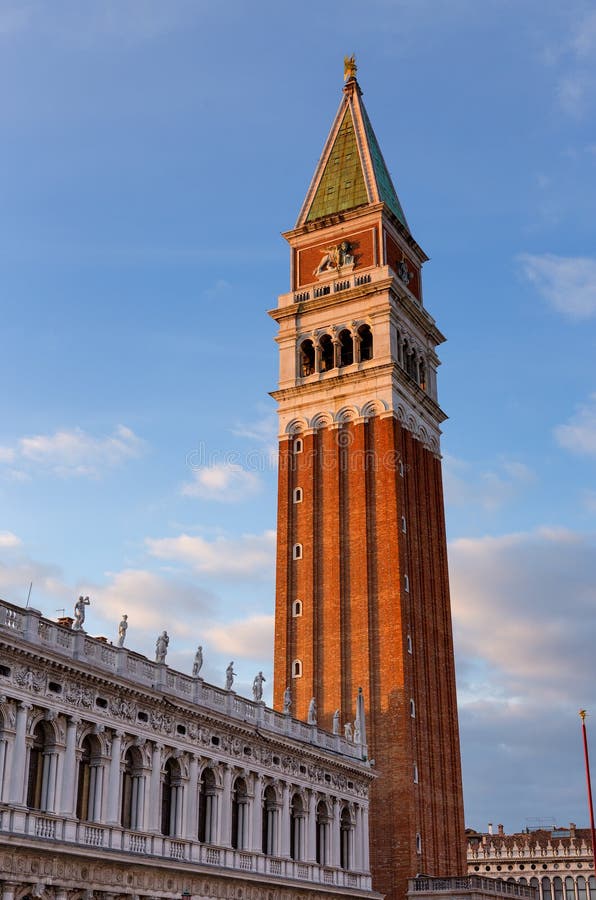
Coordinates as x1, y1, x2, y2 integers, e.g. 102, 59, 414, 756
270, 61, 466, 900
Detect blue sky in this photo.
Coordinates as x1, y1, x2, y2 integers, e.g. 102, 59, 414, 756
2, 0, 596, 835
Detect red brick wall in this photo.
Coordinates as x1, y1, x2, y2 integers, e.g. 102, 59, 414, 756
385, 232, 421, 301
273, 416, 466, 900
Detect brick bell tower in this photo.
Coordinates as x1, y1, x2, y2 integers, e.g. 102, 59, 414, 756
270, 60, 466, 899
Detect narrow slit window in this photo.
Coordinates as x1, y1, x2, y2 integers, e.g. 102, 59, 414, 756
413, 763, 419, 784
401, 515, 407, 533
404, 574, 410, 593
293, 544, 303, 560
407, 634, 413, 654
416, 832, 422, 854
293, 487, 303, 504
292, 659, 302, 678
292, 600, 303, 617
294, 438, 303, 454
410, 699, 416, 718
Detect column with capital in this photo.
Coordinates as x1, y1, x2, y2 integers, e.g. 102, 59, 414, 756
251, 776, 263, 853
185, 755, 199, 842
330, 797, 341, 868
9, 702, 31, 805
306, 790, 317, 863
1, 883, 18, 900
106, 731, 123, 825
148, 743, 162, 833
60, 717, 80, 816
353, 805, 362, 871
361, 805, 370, 872
280, 782, 291, 858
218, 765, 233, 848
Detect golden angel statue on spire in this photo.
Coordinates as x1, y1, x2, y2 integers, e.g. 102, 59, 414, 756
344, 54, 357, 81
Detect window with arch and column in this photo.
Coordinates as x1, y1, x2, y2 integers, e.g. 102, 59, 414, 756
76, 733, 103, 822
231, 776, 249, 849
299, 339, 315, 377
340, 805, 354, 870
338, 329, 353, 367
319, 334, 335, 372
198, 767, 217, 843
121, 745, 144, 831
358, 324, 373, 361
262, 784, 279, 856
316, 799, 331, 865
26, 719, 57, 811
290, 792, 306, 861
161, 755, 183, 836
553, 877, 564, 900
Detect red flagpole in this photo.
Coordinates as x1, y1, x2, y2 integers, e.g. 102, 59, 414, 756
579, 710, 596, 870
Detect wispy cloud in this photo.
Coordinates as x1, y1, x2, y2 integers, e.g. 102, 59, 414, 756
518, 253, 596, 319
0, 531, 21, 548
0, 425, 145, 479
205, 613, 274, 660
444, 455, 535, 511
181, 462, 261, 503
146, 530, 276, 580
554, 394, 596, 457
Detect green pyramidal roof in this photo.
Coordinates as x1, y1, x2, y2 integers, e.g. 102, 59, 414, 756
298, 78, 409, 230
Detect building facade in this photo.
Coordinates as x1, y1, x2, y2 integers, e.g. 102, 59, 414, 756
271, 68, 466, 900
467, 826, 596, 900
0, 598, 379, 900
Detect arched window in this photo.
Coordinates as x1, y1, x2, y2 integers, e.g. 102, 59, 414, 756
76, 734, 103, 822
404, 573, 410, 592
299, 339, 315, 377
294, 438, 303, 454
198, 767, 217, 843
316, 800, 330, 865
410, 699, 416, 718
413, 762, 418, 783
401, 515, 407, 532
293, 543, 303, 560
340, 806, 353, 870
407, 634, 413, 654
293, 487, 303, 504
416, 832, 422, 854
262, 784, 278, 856
319, 334, 335, 372
292, 659, 302, 678
589, 877, 596, 900
231, 777, 248, 850
290, 793, 305, 861
542, 877, 553, 900
27, 721, 54, 811
292, 600, 303, 617
419, 358, 427, 391
338, 329, 354, 367
554, 876, 564, 900
578, 877, 587, 900
358, 324, 373, 361
520, 878, 528, 886
161, 756, 182, 836
565, 877, 576, 900
121, 746, 144, 831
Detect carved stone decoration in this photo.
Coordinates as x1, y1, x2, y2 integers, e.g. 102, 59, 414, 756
397, 258, 413, 285
109, 696, 136, 721
14, 665, 46, 693
64, 682, 94, 708
313, 240, 354, 277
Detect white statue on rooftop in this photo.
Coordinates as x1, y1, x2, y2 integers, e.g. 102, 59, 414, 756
117, 614, 128, 647
252, 671, 266, 702
308, 697, 317, 725
225, 661, 236, 691
283, 685, 292, 715
73, 595, 90, 631
192, 645, 203, 677
155, 630, 169, 663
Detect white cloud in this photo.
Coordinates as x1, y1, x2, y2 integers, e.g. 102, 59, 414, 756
519, 253, 596, 319
443, 455, 535, 511
554, 394, 596, 456
450, 526, 596, 828
86, 568, 215, 639
0, 424, 145, 478
205, 614, 274, 660
146, 530, 276, 580
0, 531, 21, 548
182, 463, 261, 503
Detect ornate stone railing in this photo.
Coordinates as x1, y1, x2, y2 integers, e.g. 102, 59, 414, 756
0, 598, 366, 761
409, 876, 536, 898
0, 808, 372, 890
